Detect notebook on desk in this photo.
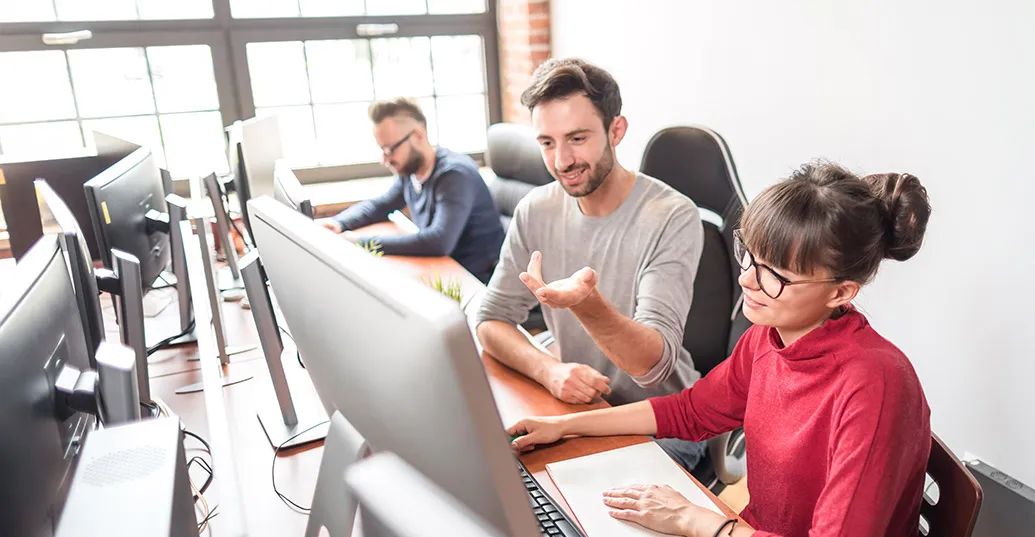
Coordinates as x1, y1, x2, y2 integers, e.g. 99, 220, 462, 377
546, 441, 725, 536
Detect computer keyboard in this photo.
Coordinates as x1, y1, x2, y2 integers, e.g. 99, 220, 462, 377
517, 460, 585, 537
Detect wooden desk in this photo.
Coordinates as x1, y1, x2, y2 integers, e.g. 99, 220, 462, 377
0, 221, 742, 535
158, 221, 740, 536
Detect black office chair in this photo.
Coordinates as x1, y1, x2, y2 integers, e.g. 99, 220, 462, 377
484, 122, 554, 230
484, 122, 554, 333
640, 125, 751, 493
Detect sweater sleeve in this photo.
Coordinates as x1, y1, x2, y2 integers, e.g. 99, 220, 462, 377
359, 171, 474, 257
332, 177, 406, 231
628, 202, 703, 388
648, 326, 758, 441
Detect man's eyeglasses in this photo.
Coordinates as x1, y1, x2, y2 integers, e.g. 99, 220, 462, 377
381, 131, 415, 157
733, 230, 839, 299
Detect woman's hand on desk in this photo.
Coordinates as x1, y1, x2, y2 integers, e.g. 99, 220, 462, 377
508, 402, 660, 453
603, 485, 727, 537
507, 416, 569, 452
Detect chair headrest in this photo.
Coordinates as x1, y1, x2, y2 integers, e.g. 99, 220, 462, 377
485, 123, 554, 187
640, 126, 747, 219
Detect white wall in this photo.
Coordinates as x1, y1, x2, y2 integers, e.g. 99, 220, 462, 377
552, 0, 1035, 484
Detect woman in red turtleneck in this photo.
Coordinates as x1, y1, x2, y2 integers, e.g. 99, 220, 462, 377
507, 162, 934, 537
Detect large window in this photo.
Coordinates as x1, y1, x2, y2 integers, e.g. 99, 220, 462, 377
0, 45, 226, 177
0, 0, 500, 181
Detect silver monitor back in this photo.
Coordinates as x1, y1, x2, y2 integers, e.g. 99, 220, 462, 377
240, 115, 283, 202
347, 452, 504, 537
55, 416, 195, 537
247, 196, 538, 537
272, 159, 313, 219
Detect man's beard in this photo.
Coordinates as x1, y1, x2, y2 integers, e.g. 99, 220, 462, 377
398, 145, 425, 177
555, 145, 615, 198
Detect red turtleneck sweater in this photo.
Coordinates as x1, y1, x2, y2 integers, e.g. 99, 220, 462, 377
650, 309, 930, 537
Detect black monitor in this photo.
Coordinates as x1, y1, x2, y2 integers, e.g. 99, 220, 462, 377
0, 235, 96, 537
0, 132, 139, 261
35, 179, 106, 369
82, 146, 170, 290
226, 121, 252, 236
273, 160, 313, 219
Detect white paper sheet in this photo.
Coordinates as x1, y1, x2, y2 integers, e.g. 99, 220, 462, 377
545, 442, 726, 536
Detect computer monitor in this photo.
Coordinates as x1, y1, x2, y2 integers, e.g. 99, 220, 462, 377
82, 145, 169, 290
202, 172, 243, 289
248, 196, 539, 537
272, 159, 313, 219
0, 234, 96, 537
346, 452, 504, 537
238, 115, 284, 230
1, 157, 104, 262
35, 179, 106, 368
225, 122, 251, 230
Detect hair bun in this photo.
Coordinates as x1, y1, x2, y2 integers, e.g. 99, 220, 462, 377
863, 172, 931, 261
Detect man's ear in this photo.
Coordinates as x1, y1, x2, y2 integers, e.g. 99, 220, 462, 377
609, 115, 628, 147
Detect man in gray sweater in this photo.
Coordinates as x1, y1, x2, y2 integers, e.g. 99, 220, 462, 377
474, 58, 706, 470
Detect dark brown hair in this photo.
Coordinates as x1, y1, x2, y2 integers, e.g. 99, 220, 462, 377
740, 161, 931, 284
520, 58, 622, 130
368, 97, 427, 129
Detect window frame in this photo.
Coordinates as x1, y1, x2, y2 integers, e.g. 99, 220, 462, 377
0, 0, 501, 185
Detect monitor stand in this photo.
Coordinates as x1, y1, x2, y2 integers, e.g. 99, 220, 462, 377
240, 251, 328, 449
143, 196, 198, 351
174, 217, 253, 395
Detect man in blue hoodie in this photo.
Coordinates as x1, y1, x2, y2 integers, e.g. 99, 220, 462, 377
319, 98, 505, 283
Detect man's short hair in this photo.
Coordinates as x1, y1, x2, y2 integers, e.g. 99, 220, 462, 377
520, 58, 622, 130
368, 97, 427, 129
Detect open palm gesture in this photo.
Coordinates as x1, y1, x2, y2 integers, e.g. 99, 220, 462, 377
519, 251, 598, 310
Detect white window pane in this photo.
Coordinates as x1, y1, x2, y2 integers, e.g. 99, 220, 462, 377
148, 45, 220, 113
314, 103, 379, 166
435, 95, 486, 153
416, 96, 438, 146
160, 112, 227, 178
68, 48, 155, 118
54, 0, 136, 21
431, 35, 485, 95
0, 51, 77, 123
230, 0, 298, 18
365, 0, 425, 15
84, 116, 165, 168
256, 106, 317, 167
299, 0, 362, 17
305, 40, 374, 104
427, 0, 485, 14
371, 37, 434, 99
247, 42, 311, 107
137, 0, 214, 19
0, 122, 84, 159
0, 0, 57, 22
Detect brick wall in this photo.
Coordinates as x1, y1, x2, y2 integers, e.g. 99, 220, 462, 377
497, 0, 551, 123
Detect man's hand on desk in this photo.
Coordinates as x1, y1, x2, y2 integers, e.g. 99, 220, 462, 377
520, 251, 598, 310
541, 361, 611, 404
317, 218, 343, 234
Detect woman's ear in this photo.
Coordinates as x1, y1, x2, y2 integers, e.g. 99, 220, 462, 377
826, 280, 860, 310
